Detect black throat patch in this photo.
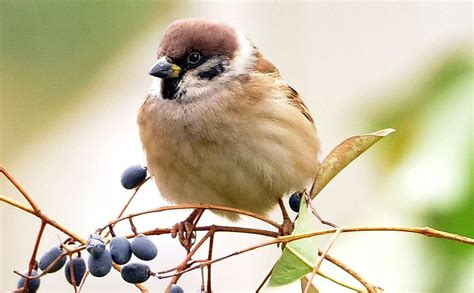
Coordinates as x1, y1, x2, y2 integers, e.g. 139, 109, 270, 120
161, 78, 181, 100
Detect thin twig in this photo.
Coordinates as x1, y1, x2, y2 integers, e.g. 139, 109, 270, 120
200, 267, 205, 292
32, 250, 69, 278
157, 259, 207, 275
77, 271, 89, 293
1, 167, 40, 212
304, 228, 341, 293
104, 177, 151, 237
23, 221, 46, 292
101, 204, 281, 232
314, 271, 362, 292
0, 195, 35, 214
255, 263, 276, 292
207, 233, 214, 292
157, 225, 474, 279
305, 192, 338, 228
165, 228, 215, 291
0, 194, 84, 241
324, 253, 378, 292
67, 255, 78, 292
134, 225, 278, 239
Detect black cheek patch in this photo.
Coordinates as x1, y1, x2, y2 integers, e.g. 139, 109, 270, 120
197, 63, 226, 80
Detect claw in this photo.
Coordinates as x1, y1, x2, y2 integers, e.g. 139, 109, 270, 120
184, 221, 194, 235
280, 217, 294, 236
171, 209, 203, 251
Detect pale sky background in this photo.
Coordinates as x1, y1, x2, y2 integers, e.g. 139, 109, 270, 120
1, 2, 472, 292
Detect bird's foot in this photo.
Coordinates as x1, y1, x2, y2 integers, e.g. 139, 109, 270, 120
278, 197, 294, 236
170, 209, 203, 251
280, 217, 294, 236
171, 220, 196, 251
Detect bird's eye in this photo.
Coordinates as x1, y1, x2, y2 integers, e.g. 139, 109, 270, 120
187, 52, 201, 64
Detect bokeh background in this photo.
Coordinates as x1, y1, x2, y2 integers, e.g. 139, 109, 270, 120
1, 1, 472, 292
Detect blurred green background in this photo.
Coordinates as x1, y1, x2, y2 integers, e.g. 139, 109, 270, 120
369, 49, 473, 292
1, 1, 472, 292
0, 1, 171, 159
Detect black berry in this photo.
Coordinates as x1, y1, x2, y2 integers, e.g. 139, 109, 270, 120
110, 236, 132, 265
170, 284, 185, 293
64, 257, 86, 285
87, 234, 106, 258
131, 234, 157, 261
38, 245, 67, 273
121, 263, 151, 284
289, 192, 302, 213
88, 249, 112, 277
17, 270, 40, 292
121, 165, 147, 189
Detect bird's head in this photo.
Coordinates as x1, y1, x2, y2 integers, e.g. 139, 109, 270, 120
148, 19, 256, 101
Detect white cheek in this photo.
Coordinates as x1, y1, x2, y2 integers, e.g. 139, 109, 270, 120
178, 74, 212, 100
148, 78, 161, 96
231, 31, 256, 75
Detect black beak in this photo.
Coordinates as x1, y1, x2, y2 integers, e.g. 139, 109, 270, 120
149, 57, 182, 79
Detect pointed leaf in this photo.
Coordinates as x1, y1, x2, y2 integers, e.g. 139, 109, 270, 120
311, 128, 395, 197
268, 196, 318, 286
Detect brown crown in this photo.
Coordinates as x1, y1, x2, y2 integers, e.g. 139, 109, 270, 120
158, 19, 239, 60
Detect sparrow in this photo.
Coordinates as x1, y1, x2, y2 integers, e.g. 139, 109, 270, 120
138, 19, 320, 222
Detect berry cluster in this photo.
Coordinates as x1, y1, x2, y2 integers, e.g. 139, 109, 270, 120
85, 232, 159, 283
16, 165, 185, 292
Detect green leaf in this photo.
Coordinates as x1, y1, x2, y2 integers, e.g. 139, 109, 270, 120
311, 128, 395, 197
268, 196, 318, 286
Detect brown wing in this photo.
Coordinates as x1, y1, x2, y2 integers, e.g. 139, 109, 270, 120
285, 86, 314, 124
253, 52, 314, 125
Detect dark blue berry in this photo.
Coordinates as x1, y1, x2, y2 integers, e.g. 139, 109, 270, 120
121, 165, 147, 189
131, 234, 157, 261
17, 270, 40, 292
38, 245, 67, 273
170, 284, 185, 293
87, 234, 106, 258
121, 263, 151, 283
88, 249, 112, 277
289, 192, 302, 213
110, 236, 132, 265
64, 257, 86, 285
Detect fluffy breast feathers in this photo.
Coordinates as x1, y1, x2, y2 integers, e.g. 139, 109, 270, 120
138, 53, 320, 219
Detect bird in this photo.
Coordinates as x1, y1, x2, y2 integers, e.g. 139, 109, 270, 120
138, 19, 320, 229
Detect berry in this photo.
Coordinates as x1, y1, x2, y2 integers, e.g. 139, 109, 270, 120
131, 234, 157, 261
110, 236, 132, 265
87, 234, 106, 258
121, 263, 151, 284
64, 257, 86, 285
121, 165, 147, 189
17, 270, 40, 292
289, 192, 302, 213
170, 284, 184, 293
88, 249, 112, 277
38, 245, 67, 273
